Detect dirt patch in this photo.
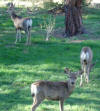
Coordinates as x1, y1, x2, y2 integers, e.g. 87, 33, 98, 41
69, 40, 84, 43
53, 27, 100, 41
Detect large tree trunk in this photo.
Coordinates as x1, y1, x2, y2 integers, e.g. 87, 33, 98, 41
65, 0, 84, 37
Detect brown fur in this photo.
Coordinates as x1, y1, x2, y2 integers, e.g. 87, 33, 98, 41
31, 68, 83, 111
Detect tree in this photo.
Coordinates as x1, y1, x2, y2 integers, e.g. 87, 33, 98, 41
65, 0, 84, 37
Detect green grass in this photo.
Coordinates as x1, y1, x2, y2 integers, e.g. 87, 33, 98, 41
0, 7, 100, 111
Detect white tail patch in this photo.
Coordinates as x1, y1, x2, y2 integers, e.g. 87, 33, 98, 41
81, 52, 89, 61
27, 19, 32, 27
31, 84, 38, 95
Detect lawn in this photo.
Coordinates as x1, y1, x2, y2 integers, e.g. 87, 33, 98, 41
0, 6, 100, 111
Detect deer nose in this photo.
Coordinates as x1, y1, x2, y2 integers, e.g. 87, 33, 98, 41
71, 82, 74, 85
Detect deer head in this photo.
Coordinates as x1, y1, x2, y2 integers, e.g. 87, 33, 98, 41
6, 3, 15, 15
64, 68, 83, 86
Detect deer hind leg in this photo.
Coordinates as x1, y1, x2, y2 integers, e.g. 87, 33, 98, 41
59, 99, 64, 111
86, 66, 90, 83
18, 29, 21, 42
15, 29, 19, 44
32, 93, 44, 111
80, 64, 84, 86
84, 65, 89, 83
28, 29, 31, 45
25, 27, 31, 45
80, 74, 83, 86
83, 65, 88, 83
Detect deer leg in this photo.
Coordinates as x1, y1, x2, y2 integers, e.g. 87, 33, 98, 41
86, 66, 90, 83
15, 29, 18, 44
80, 74, 83, 86
25, 29, 31, 45
18, 30, 21, 42
59, 100, 64, 111
32, 94, 44, 111
83, 65, 87, 83
84, 65, 89, 83
80, 64, 84, 86
25, 29, 28, 45
27, 29, 31, 45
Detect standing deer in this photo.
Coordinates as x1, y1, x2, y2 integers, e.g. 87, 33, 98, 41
80, 47, 93, 86
7, 3, 32, 45
31, 68, 83, 111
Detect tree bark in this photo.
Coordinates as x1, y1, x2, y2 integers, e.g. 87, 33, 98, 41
65, 0, 84, 37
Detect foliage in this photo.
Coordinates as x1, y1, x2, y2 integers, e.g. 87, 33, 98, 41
40, 15, 55, 41
82, 0, 92, 6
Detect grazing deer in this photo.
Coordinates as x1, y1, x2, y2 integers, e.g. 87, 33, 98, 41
80, 47, 94, 86
7, 3, 32, 45
31, 68, 83, 111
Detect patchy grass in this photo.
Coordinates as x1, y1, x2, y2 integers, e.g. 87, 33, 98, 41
0, 7, 100, 111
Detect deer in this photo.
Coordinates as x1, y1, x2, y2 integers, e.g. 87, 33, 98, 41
7, 3, 32, 45
80, 47, 94, 86
31, 68, 83, 111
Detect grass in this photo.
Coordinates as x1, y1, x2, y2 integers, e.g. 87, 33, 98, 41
0, 6, 100, 111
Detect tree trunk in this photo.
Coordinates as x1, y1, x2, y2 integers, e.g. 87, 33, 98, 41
65, 0, 84, 37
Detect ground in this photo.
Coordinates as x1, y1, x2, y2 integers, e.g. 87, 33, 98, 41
0, 6, 100, 111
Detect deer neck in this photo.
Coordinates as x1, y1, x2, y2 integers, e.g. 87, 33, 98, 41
11, 12, 17, 21
67, 81, 75, 94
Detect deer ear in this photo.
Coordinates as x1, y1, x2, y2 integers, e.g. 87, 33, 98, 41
64, 68, 71, 75
78, 70, 83, 75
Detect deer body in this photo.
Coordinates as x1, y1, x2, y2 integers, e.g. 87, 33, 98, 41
31, 68, 83, 111
11, 13, 32, 30
31, 81, 74, 100
80, 47, 93, 86
7, 5, 32, 45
